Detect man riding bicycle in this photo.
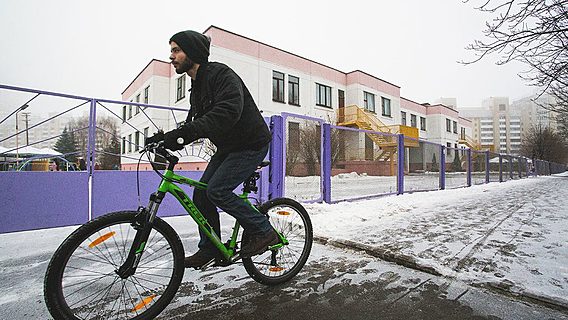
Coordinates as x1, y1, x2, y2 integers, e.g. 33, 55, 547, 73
146, 30, 279, 268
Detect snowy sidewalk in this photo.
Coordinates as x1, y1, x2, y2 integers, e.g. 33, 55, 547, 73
306, 173, 568, 309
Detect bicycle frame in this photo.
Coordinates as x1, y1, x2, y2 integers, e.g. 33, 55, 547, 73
157, 169, 253, 261
116, 148, 286, 277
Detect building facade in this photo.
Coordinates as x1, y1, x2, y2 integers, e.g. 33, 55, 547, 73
120, 26, 474, 168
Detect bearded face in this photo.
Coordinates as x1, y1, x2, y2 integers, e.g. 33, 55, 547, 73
174, 56, 194, 74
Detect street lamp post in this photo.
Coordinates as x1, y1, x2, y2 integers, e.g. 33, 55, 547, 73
15, 104, 29, 170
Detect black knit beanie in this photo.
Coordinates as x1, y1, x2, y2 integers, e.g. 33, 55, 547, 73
169, 30, 210, 64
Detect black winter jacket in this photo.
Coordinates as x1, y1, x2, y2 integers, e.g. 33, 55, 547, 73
181, 62, 271, 153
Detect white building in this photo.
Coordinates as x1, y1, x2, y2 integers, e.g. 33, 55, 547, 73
120, 26, 474, 169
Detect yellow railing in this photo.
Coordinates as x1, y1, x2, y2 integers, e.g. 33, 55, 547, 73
337, 105, 419, 146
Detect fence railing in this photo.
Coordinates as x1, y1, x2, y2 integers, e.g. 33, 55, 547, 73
1, 84, 567, 233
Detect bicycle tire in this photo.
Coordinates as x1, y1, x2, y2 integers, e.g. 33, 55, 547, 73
44, 211, 185, 320
242, 198, 313, 285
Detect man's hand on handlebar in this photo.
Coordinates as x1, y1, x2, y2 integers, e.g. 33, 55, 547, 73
144, 130, 165, 147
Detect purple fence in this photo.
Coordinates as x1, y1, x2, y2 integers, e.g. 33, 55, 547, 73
1, 84, 567, 233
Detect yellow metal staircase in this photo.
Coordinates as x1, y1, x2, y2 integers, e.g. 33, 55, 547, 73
337, 105, 420, 173
458, 134, 494, 151
337, 105, 419, 153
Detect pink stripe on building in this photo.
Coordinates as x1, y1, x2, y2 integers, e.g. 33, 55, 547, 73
459, 117, 472, 126
206, 26, 401, 89
122, 59, 171, 99
346, 71, 400, 98
426, 104, 459, 117
401, 97, 427, 114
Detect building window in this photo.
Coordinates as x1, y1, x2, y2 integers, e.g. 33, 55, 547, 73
316, 83, 332, 108
144, 127, 149, 140
499, 104, 506, 111
176, 76, 186, 101
288, 75, 300, 105
453, 121, 458, 134
446, 119, 451, 132
381, 97, 391, 117
135, 94, 140, 115
128, 103, 132, 119
401, 111, 407, 126
128, 134, 132, 153
420, 117, 426, 131
273, 71, 285, 102
144, 86, 150, 104
410, 114, 417, 128
338, 89, 345, 108
122, 137, 126, 154
461, 127, 466, 139
363, 91, 375, 113
446, 142, 452, 155
134, 132, 140, 151
122, 106, 127, 123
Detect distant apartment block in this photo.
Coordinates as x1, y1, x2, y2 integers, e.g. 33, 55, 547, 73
458, 95, 558, 155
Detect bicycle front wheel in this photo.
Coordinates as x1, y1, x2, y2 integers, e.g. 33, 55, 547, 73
44, 211, 185, 320
242, 198, 313, 285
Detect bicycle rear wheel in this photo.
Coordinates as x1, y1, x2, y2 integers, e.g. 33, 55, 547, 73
44, 211, 184, 320
242, 198, 312, 285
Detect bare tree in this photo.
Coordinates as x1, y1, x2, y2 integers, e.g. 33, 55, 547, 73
462, 0, 568, 113
297, 125, 345, 176
68, 116, 120, 159
520, 125, 568, 163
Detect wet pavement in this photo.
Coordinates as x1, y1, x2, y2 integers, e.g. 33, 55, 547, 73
159, 243, 568, 320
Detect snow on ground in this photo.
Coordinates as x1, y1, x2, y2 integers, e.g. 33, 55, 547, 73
0, 172, 566, 318
305, 173, 568, 306
286, 172, 519, 202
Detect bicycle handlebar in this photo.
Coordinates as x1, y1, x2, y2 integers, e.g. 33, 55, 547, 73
141, 142, 179, 167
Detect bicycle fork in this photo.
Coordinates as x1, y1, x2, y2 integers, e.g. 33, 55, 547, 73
116, 192, 164, 279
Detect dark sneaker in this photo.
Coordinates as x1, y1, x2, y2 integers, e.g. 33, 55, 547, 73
184, 249, 218, 269
241, 230, 280, 258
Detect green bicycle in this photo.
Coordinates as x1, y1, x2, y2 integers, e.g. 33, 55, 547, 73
44, 142, 313, 319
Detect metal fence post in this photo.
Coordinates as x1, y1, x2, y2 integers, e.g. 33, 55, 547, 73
509, 155, 514, 179
87, 99, 97, 175
397, 134, 405, 195
322, 124, 332, 203
467, 148, 472, 187
499, 154, 503, 182
86, 99, 97, 221
269, 115, 284, 199
485, 151, 490, 183
440, 145, 446, 190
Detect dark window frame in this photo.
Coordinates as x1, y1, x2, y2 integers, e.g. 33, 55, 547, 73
363, 91, 376, 113
316, 83, 332, 108
272, 71, 285, 103
401, 111, 407, 126
410, 114, 417, 128
176, 76, 186, 102
381, 97, 391, 117
144, 86, 150, 104
420, 116, 426, 131
288, 75, 300, 106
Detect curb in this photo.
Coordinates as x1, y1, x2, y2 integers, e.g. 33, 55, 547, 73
314, 235, 568, 313
315, 236, 441, 276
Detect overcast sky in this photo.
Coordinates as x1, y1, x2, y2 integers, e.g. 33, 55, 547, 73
0, 0, 538, 114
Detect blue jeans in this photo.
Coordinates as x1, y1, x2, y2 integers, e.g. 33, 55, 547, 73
193, 145, 271, 254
